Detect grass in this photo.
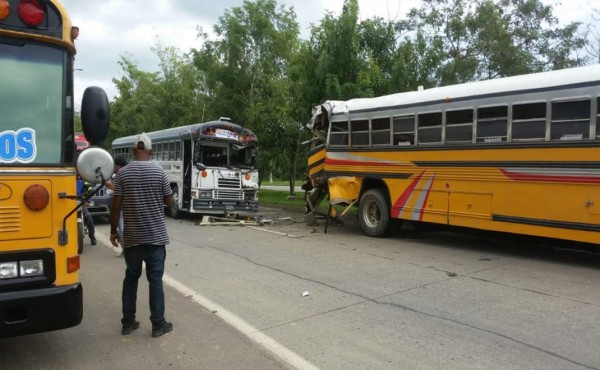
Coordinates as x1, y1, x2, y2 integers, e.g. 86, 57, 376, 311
263, 179, 296, 186
258, 189, 306, 210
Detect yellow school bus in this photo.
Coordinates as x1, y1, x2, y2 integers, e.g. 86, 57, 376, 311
306, 65, 600, 246
0, 0, 112, 337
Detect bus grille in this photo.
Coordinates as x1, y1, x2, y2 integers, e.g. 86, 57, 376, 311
218, 177, 241, 189
0, 206, 21, 233
214, 190, 244, 200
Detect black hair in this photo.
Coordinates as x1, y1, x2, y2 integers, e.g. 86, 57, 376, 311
114, 155, 128, 167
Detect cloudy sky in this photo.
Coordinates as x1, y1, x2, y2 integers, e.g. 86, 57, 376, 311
60, 0, 594, 106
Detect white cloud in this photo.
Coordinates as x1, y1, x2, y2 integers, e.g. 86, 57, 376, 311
63, 0, 594, 108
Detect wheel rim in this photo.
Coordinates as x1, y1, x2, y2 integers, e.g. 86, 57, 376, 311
362, 199, 381, 229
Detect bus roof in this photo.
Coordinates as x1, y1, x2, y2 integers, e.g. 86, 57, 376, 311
111, 119, 257, 148
318, 64, 600, 119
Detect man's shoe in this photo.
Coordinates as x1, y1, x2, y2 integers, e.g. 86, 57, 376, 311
121, 320, 140, 335
151, 322, 173, 338
90, 239, 97, 245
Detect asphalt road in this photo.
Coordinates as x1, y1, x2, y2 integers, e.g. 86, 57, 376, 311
1, 206, 599, 370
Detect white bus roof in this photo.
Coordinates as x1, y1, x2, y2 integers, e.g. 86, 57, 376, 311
319, 64, 600, 118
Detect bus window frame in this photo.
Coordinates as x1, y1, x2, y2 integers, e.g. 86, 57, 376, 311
417, 110, 443, 145
596, 96, 600, 140
350, 118, 370, 148
371, 116, 392, 147
328, 119, 349, 147
392, 114, 415, 146
445, 107, 475, 144
550, 97, 591, 141
476, 104, 509, 144
511, 100, 547, 142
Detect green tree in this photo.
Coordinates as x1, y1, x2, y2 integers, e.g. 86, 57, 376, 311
109, 43, 206, 144
191, 0, 301, 186
110, 55, 162, 141
406, 0, 588, 84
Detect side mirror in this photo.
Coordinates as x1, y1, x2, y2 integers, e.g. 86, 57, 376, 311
195, 162, 206, 171
76, 147, 114, 184
81, 86, 110, 146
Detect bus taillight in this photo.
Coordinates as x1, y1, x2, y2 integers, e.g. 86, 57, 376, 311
18, 0, 44, 27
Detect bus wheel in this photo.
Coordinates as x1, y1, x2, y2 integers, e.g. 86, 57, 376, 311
169, 186, 181, 219
358, 189, 392, 237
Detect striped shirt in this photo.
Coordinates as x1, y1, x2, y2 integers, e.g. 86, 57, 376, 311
113, 161, 173, 248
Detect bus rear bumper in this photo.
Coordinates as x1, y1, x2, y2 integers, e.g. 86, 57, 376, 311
0, 283, 83, 338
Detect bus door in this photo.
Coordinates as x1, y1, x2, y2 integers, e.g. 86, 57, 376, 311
182, 139, 192, 209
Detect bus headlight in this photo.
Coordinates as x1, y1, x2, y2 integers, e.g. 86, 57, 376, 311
20, 260, 44, 277
199, 191, 211, 198
0, 262, 18, 279
0, 260, 44, 279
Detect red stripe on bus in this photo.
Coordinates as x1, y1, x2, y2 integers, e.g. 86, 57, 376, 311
391, 172, 424, 218
500, 169, 600, 184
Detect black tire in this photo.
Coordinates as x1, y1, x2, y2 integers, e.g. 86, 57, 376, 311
169, 185, 181, 219
77, 219, 84, 254
358, 189, 393, 237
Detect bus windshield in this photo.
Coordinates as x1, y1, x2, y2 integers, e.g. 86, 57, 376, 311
0, 41, 64, 165
196, 141, 257, 169
230, 143, 257, 169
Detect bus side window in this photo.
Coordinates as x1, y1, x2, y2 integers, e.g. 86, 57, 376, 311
477, 106, 507, 143
176, 141, 182, 160
512, 102, 546, 141
350, 119, 369, 147
371, 117, 391, 146
154, 143, 161, 160
597, 97, 600, 139
551, 99, 590, 141
169, 142, 176, 160
417, 112, 442, 144
445, 109, 473, 144
329, 121, 349, 146
393, 115, 414, 146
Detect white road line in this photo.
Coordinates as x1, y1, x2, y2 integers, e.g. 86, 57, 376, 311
163, 274, 320, 370
97, 233, 318, 370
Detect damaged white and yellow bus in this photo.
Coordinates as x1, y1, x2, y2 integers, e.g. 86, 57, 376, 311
304, 65, 600, 246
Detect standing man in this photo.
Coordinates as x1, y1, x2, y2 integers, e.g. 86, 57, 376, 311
109, 133, 174, 338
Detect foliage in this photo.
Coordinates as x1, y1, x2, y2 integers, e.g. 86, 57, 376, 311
105, 0, 594, 194
405, 0, 588, 84
190, 0, 303, 186
109, 45, 206, 145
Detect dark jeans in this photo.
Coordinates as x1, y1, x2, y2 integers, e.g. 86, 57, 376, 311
121, 244, 166, 327
82, 206, 95, 240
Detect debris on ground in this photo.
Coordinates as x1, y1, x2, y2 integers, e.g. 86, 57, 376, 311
196, 214, 299, 227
